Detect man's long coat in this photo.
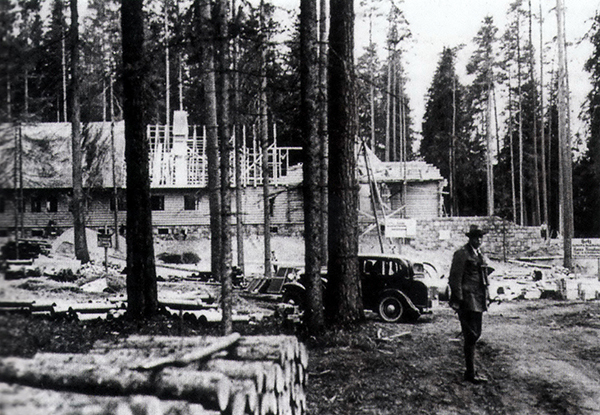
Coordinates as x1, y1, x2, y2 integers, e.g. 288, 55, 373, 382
448, 244, 490, 312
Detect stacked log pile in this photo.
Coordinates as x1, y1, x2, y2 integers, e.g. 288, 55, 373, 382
0, 298, 254, 323
0, 333, 308, 415
0, 299, 127, 320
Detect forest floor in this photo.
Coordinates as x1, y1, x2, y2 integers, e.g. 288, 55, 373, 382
0, 235, 599, 414
305, 300, 600, 415
1, 295, 599, 415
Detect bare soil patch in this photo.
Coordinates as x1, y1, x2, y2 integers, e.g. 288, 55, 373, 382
1, 234, 599, 414
1, 295, 599, 414
305, 301, 600, 415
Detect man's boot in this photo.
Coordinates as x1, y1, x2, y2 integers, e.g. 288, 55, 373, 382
463, 342, 487, 384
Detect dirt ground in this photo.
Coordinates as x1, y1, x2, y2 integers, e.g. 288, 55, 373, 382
1, 282, 599, 414
305, 300, 600, 415
1, 235, 600, 414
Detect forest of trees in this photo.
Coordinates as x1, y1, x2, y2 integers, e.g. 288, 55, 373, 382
419, 1, 600, 241
2, 0, 600, 325
0, 0, 415, 160
2, 0, 599, 237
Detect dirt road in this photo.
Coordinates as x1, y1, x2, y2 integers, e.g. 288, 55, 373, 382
306, 300, 600, 415
0, 273, 599, 414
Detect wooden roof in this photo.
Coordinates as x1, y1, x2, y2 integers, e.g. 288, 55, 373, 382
0, 122, 125, 189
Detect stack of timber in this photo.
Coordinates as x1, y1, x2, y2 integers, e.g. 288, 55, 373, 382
0, 298, 127, 320
0, 333, 308, 415
0, 297, 230, 322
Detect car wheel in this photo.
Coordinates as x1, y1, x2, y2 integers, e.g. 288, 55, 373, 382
282, 289, 305, 309
378, 295, 404, 323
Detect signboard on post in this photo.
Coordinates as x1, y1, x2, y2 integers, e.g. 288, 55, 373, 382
384, 218, 417, 239
97, 233, 113, 274
573, 238, 600, 280
97, 234, 113, 248
572, 239, 600, 258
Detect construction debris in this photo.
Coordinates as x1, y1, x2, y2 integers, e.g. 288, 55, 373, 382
489, 265, 600, 302
0, 296, 268, 324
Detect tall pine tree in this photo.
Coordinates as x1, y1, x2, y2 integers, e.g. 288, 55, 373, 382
466, 15, 500, 216
576, 11, 600, 237
421, 47, 486, 216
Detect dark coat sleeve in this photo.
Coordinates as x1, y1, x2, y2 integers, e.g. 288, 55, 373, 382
448, 247, 467, 307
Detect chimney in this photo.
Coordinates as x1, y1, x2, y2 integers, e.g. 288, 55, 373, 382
172, 110, 188, 186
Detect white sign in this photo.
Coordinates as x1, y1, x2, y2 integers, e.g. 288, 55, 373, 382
384, 218, 417, 238
572, 238, 600, 258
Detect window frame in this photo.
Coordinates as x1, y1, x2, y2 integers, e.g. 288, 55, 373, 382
150, 195, 165, 211
184, 195, 196, 211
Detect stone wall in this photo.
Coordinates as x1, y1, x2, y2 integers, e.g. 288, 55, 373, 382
411, 216, 561, 259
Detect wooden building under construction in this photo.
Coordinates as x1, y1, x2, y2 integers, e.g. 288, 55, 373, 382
0, 111, 445, 239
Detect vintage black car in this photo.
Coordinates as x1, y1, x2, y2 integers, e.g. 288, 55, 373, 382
1, 239, 51, 260
282, 253, 436, 322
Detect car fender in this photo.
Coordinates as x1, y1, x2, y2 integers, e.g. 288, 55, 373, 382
379, 288, 420, 316
282, 281, 306, 294
281, 281, 307, 308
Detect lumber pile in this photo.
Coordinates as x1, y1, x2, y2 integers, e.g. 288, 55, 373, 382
0, 334, 308, 415
0, 298, 127, 320
0, 297, 259, 323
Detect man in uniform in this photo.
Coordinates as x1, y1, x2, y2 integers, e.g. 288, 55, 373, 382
449, 224, 492, 384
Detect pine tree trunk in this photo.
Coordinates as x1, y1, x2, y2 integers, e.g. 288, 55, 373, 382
557, 0, 574, 269
61, 22, 67, 122
385, 51, 392, 162
232, 0, 245, 276
368, 17, 375, 151
370, 77, 375, 151
17, 125, 23, 242
450, 76, 457, 216
517, 16, 525, 225
301, 0, 324, 332
326, 0, 363, 325
14, 126, 22, 258
216, 0, 233, 335
199, 0, 222, 286
392, 57, 397, 161
540, 1, 549, 232
24, 69, 28, 115
318, 0, 328, 265
400, 83, 407, 211
486, 86, 494, 216
110, 70, 119, 250
164, 0, 170, 128
259, 0, 272, 282
70, 0, 90, 264
508, 72, 517, 222
121, 0, 158, 318
529, 0, 541, 226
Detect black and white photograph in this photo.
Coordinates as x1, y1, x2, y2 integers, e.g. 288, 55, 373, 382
1, 0, 600, 413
